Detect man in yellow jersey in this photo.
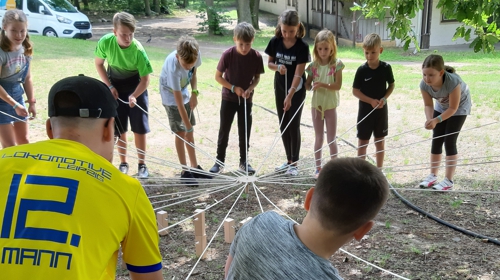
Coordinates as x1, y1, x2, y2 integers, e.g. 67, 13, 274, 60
0, 75, 163, 280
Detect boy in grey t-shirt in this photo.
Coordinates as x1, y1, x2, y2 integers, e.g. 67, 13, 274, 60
225, 158, 389, 279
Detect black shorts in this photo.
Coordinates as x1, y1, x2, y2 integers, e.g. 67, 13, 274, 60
111, 75, 150, 135
357, 105, 388, 140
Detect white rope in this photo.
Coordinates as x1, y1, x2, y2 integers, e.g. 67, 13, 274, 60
160, 185, 245, 233
358, 121, 500, 168
149, 182, 238, 202
254, 99, 306, 175
383, 154, 500, 171
152, 182, 240, 211
147, 182, 237, 199
252, 182, 264, 213
185, 185, 246, 279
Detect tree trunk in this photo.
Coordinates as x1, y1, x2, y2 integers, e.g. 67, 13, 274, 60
81, 0, 89, 10
184, 0, 188, 8
73, 0, 80, 10
206, 0, 215, 35
236, 0, 252, 24
144, 0, 151, 16
250, 0, 260, 30
154, 0, 160, 13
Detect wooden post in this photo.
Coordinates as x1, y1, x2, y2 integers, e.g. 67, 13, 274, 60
224, 218, 235, 243
157, 210, 169, 236
193, 209, 207, 258
245, 184, 250, 194
239, 217, 252, 228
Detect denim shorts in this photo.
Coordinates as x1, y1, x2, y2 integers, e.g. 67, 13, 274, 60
0, 84, 27, 124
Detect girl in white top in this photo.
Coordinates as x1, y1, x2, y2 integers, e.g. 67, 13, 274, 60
305, 29, 344, 179
0, 10, 35, 148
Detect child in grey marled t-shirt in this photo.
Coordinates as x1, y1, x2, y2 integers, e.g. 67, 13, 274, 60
418, 54, 472, 191
224, 158, 389, 279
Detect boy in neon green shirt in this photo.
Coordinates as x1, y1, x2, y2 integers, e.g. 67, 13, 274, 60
95, 12, 152, 178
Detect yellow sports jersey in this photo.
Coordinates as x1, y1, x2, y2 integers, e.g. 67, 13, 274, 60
0, 139, 162, 279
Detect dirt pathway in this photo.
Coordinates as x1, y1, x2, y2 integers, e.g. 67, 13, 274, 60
88, 11, 279, 59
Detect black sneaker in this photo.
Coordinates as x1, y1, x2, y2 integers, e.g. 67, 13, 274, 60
119, 162, 129, 174
209, 162, 224, 174
180, 170, 198, 187
192, 165, 213, 179
239, 161, 255, 175
138, 164, 149, 178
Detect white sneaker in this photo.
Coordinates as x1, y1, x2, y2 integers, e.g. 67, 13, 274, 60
285, 166, 298, 176
433, 178, 453, 191
419, 173, 437, 188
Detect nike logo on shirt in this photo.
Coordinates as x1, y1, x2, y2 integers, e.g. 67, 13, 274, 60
365, 77, 372, 81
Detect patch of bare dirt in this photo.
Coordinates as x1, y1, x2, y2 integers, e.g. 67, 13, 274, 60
87, 10, 279, 59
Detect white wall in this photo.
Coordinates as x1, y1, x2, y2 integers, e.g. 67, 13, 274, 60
428, 0, 475, 46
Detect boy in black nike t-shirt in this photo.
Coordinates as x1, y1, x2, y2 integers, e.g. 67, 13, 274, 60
352, 33, 395, 169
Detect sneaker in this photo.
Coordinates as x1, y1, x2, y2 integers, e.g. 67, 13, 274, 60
313, 168, 321, 180
239, 161, 256, 175
433, 178, 453, 191
181, 170, 198, 187
275, 162, 289, 173
419, 173, 437, 188
209, 162, 224, 174
192, 165, 213, 179
119, 162, 129, 174
285, 165, 299, 176
138, 164, 149, 178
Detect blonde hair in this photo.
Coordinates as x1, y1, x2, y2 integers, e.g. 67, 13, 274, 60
313, 29, 337, 66
1, 9, 33, 56
274, 9, 306, 39
422, 54, 456, 73
113, 12, 136, 32
234, 22, 255, 43
362, 33, 381, 49
176, 36, 199, 64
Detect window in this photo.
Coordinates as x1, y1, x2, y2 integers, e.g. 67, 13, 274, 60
287, 0, 296, 7
16, 0, 23, 9
441, 13, 457, 22
317, 0, 322, 11
264, 0, 277, 3
27, 0, 41, 13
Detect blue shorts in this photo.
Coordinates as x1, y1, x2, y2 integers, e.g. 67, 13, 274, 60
111, 75, 150, 135
0, 85, 27, 125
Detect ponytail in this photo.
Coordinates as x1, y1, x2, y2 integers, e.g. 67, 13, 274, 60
296, 22, 306, 38
444, 65, 455, 73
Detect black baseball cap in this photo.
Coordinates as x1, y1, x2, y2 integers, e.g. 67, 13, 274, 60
48, 75, 118, 118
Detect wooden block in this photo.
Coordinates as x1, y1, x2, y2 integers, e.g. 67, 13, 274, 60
195, 234, 207, 258
239, 217, 252, 227
224, 218, 235, 243
193, 209, 206, 236
157, 210, 169, 236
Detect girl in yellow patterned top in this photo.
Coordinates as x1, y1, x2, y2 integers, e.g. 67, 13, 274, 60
305, 29, 344, 179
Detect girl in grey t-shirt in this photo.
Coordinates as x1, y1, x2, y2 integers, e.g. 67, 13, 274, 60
418, 54, 471, 191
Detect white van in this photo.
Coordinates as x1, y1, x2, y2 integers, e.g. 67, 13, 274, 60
0, 0, 92, 39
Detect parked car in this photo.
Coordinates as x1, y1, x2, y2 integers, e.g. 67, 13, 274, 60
0, 0, 92, 39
